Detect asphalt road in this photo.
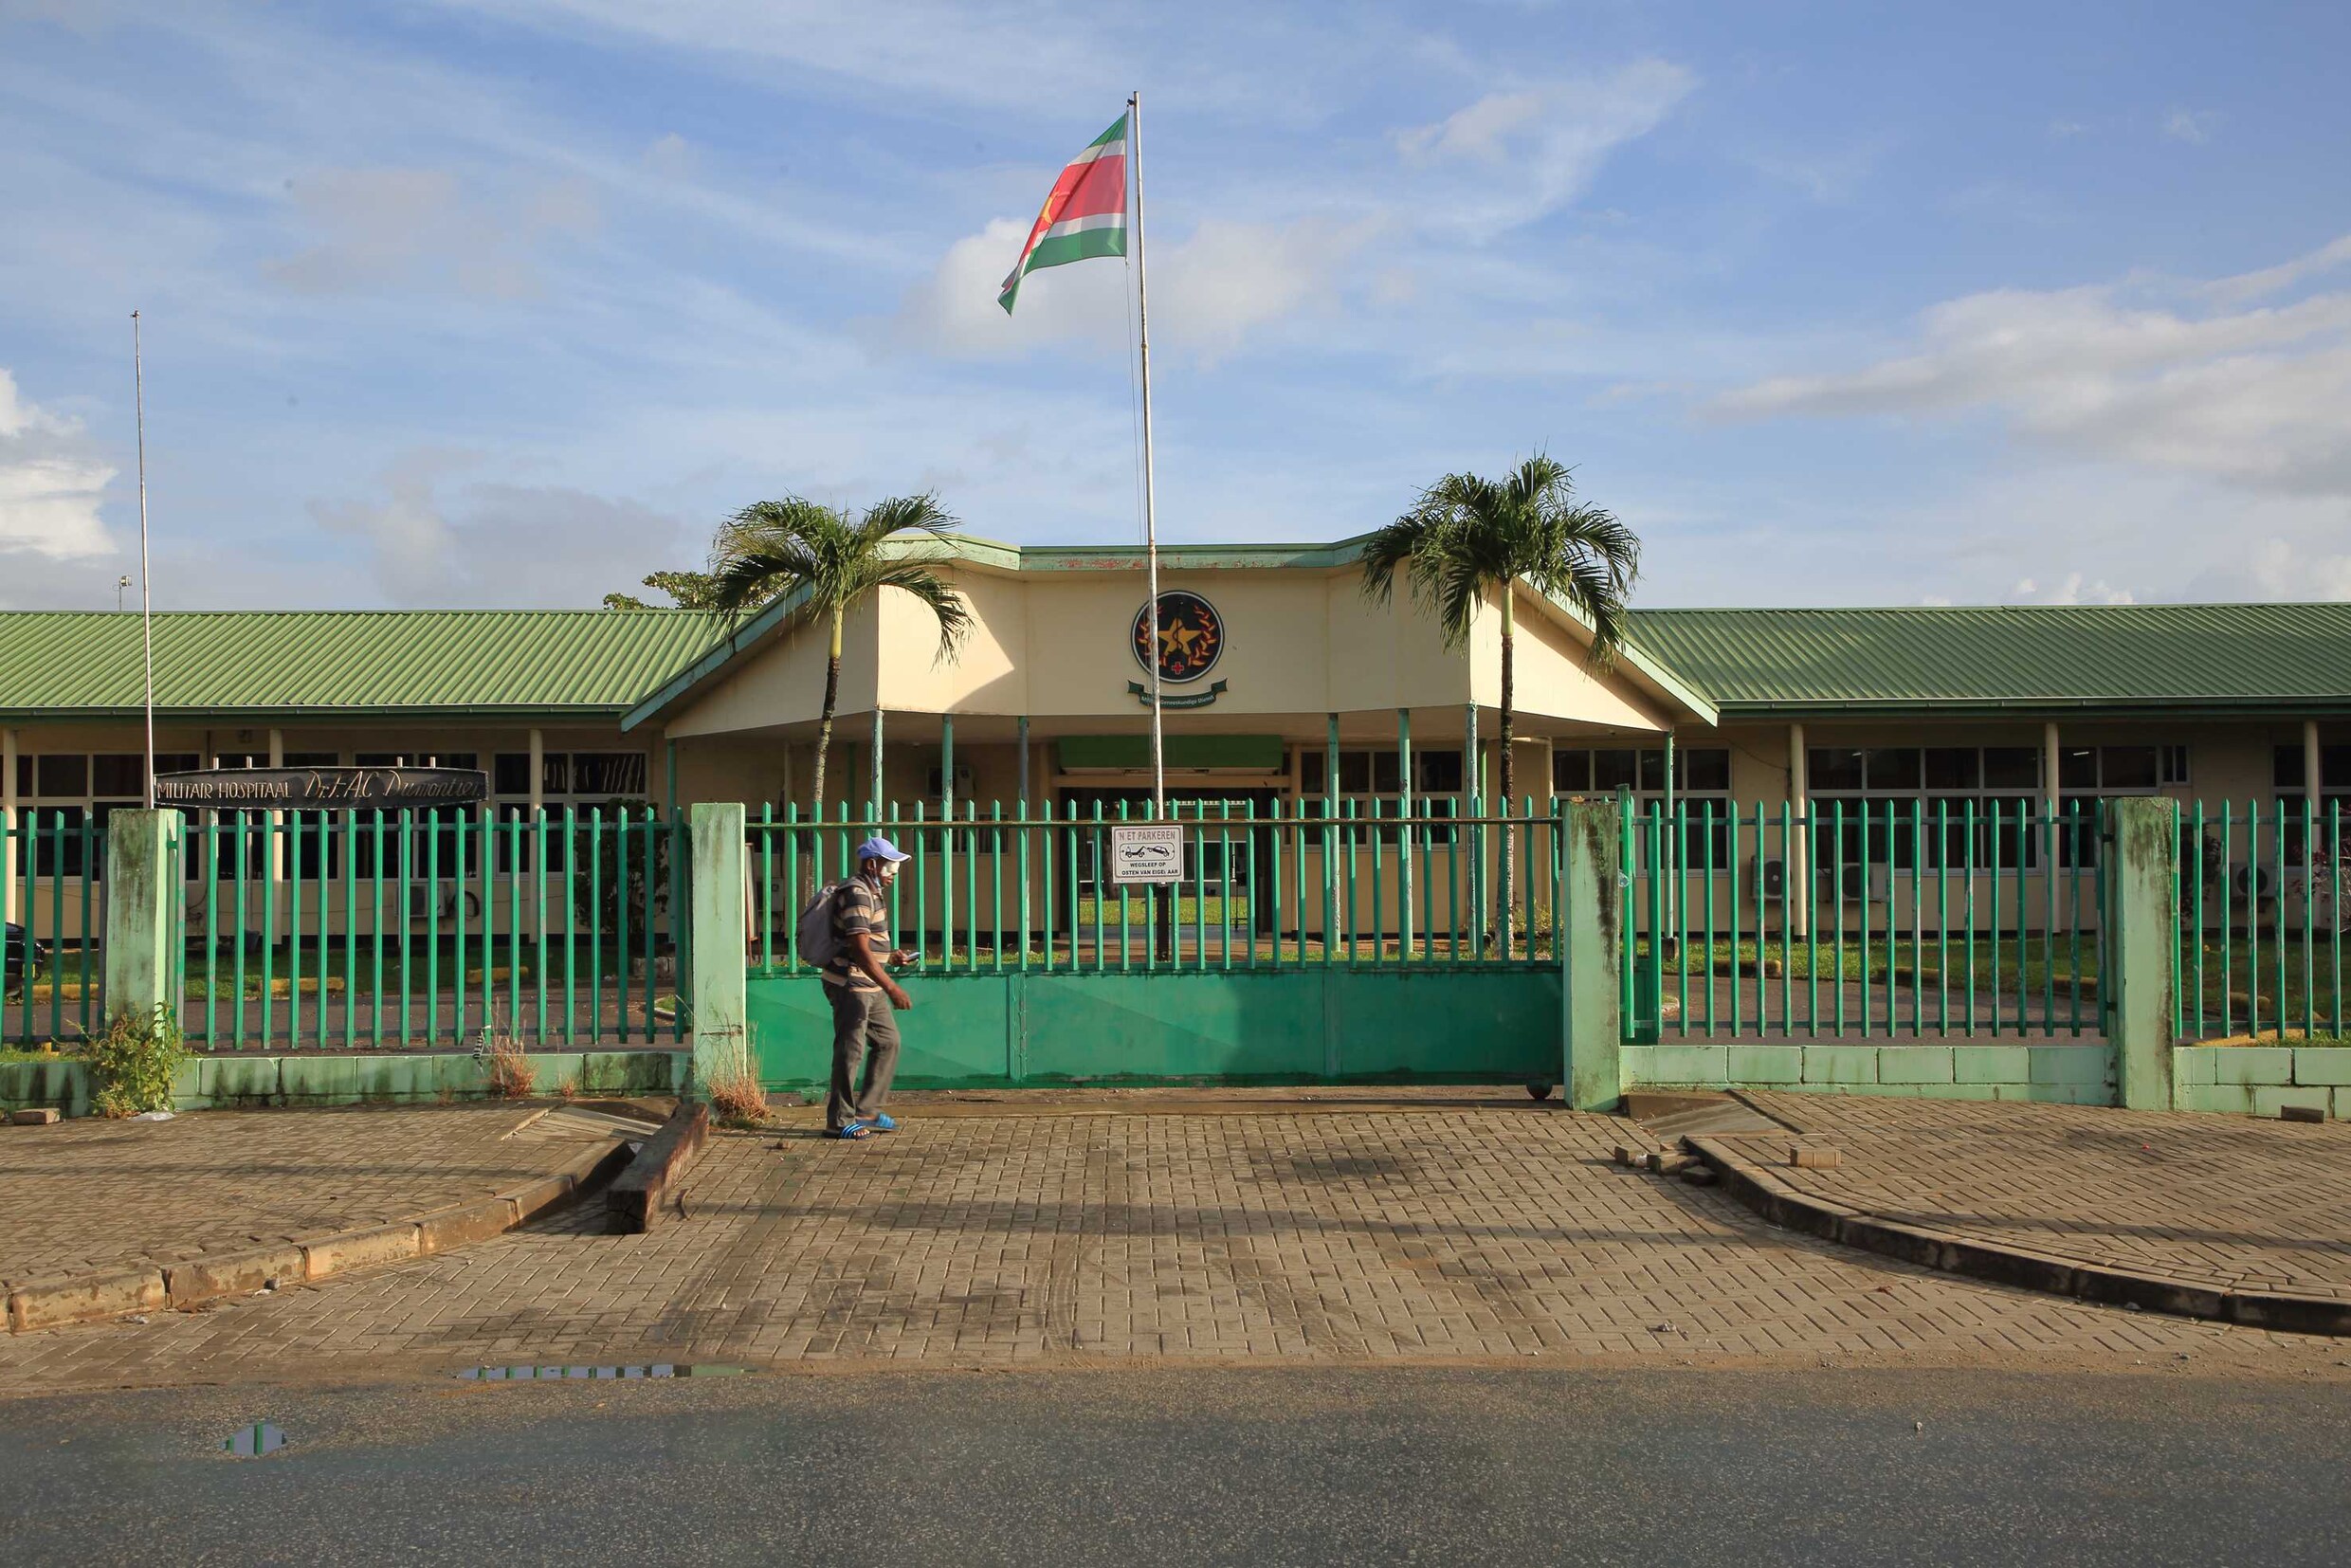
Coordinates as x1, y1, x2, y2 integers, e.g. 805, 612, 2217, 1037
4, 1365, 2346, 1565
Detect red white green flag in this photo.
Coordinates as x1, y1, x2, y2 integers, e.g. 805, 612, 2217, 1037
997, 112, 1128, 314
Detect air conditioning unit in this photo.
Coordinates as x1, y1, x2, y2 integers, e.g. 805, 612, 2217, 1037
1761, 859, 1785, 898
925, 763, 975, 798
2233, 865, 2274, 901
1817, 863, 1869, 901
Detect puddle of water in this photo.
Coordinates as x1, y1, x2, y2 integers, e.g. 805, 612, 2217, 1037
456, 1363, 744, 1381
222, 1421, 287, 1458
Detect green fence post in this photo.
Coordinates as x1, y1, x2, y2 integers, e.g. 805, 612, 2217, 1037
102, 809, 184, 1027
2107, 796, 2178, 1111
685, 802, 748, 1101
1562, 796, 1623, 1111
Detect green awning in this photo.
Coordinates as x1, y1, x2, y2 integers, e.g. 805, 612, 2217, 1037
1056, 735, 1286, 771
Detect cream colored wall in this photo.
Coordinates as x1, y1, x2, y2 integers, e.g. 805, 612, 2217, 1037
1503, 587, 1673, 733
661, 564, 1599, 727
664, 596, 884, 741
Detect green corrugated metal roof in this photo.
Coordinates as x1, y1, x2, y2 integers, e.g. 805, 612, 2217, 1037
1624, 603, 2351, 712
0, 611, 724, 718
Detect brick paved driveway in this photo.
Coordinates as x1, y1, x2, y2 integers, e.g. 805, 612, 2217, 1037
0, 1103, 630, 1289
1714, 1092, 2351, 1302
3, 1106, 2339, 1390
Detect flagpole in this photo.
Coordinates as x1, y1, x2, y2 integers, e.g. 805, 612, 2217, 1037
133, 310, 155, 811
1128, 89, 1165, 818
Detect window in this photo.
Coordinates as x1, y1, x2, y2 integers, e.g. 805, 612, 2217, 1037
1809, 745, 2045, 870
35, 756, 86, 796
1558, 746, 1733, 864
1554, 746, 1726, 799
1300, 747, 1465, 841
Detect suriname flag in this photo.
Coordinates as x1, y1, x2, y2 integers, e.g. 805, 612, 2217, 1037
998, 112, 1128, 314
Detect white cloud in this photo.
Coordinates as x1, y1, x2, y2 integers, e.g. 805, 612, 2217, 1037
265, 166, 601, 299
1393, 61, 1695, 234
309, 450, 699, 606
888, 213, 1379, 365
2163, 108, 2221, 144
1709, 234, 2351, 501
0, 368, 116, 560
2012, 573, 2135, 605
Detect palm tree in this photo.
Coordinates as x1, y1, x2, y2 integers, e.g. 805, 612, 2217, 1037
1359, 455, 1640, 946
708, 494, 974, 818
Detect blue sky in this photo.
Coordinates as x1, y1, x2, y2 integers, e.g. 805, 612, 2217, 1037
4, 0, 2348, 612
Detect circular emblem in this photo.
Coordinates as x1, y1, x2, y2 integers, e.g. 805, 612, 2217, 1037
1131, 590, 1225, 683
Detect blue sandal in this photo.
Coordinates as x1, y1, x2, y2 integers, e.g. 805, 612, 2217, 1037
869, 1114, 898, 1133
833, 1121, 873, 1140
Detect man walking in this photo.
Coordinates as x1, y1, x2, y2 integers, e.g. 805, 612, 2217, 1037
825, 835, 916, 1140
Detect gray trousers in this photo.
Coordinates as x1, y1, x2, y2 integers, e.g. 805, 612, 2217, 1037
826, 981, 902, 1130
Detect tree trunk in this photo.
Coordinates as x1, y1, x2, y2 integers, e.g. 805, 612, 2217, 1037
1499, 587, 1516, 955
798, 606, 846, 901
811, 606, 844, 819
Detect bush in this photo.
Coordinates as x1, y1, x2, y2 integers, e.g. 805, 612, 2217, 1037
476, 1031, 536, 1099
82, 1003, 189, 1119
708, 1069, 769, 1127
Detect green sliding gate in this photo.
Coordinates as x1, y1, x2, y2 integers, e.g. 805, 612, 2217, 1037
3, 811, 106, 1047
742, 799, 1566, 1088
1621, 799, 2114, 1040
174, 807, 690, 1049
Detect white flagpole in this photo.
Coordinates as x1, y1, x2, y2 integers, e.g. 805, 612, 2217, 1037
1129, 89, 1165, 818
133, 310, 155, 811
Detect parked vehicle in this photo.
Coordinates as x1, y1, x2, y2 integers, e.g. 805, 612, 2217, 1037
4, 921, 49, 990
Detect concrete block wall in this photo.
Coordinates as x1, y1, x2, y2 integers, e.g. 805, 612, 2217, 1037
0, 1050, 684, 1114
2172, 1045, 2351, 1118
1622, 1042, 2120, 1105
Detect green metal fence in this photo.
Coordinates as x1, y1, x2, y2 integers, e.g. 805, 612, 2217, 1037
178, 806, 689, 1049
747, 798, 1567, 976
1622, 799, 2112, 1040
2176, 799, 2345, 1042
3, 811, 105, 1047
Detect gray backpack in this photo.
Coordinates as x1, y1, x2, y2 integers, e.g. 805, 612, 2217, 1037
796, 880, 853, 970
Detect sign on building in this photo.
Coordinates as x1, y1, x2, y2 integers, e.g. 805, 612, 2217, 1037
1107, 823, 1184, 884
155, 767, 489, 811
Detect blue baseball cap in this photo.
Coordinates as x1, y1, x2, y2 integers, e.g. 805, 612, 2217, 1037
855, 835, 909, 865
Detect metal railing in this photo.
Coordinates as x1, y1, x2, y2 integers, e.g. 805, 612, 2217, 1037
2176, 799, 2345, 1042
1623, 800, 2110, 1040
3, 811, 106, 1047
178, 806, 688, 1050
747, 798, 1567, 976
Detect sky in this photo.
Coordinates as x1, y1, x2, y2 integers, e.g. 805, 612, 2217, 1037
3, 0, 2349, 613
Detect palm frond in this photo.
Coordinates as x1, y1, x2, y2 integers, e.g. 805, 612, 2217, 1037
874, 564, 975, 662
1361, 453, 1643, 665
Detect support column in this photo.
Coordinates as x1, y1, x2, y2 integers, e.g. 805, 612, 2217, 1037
868, 709, 885, 821
528, 728, 545, 816
2043, 720, 2064, 917
940, 714, 956, 820
1323, 714, 1339, 955
2306, 719, 2324, 800
2107, 796, 2178, 1111
1017, 716, 1030, 807
1787, 723, 1809, 937
267, 727, 284, 885
1562, 796, 1623, 1111
665, 739, 678, 815
2, 726, 16, 924
1397, 707, 1413, 958
686, 801, 749, 1099
103, 809, 183, 1026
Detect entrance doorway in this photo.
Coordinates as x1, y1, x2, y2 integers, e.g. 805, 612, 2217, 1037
1056, 786, 1285, 941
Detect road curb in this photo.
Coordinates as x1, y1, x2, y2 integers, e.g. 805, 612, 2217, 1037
1684, 1134, 2351, 1337
607, 1103, 710, 1234
5, 1133, 635, 1336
